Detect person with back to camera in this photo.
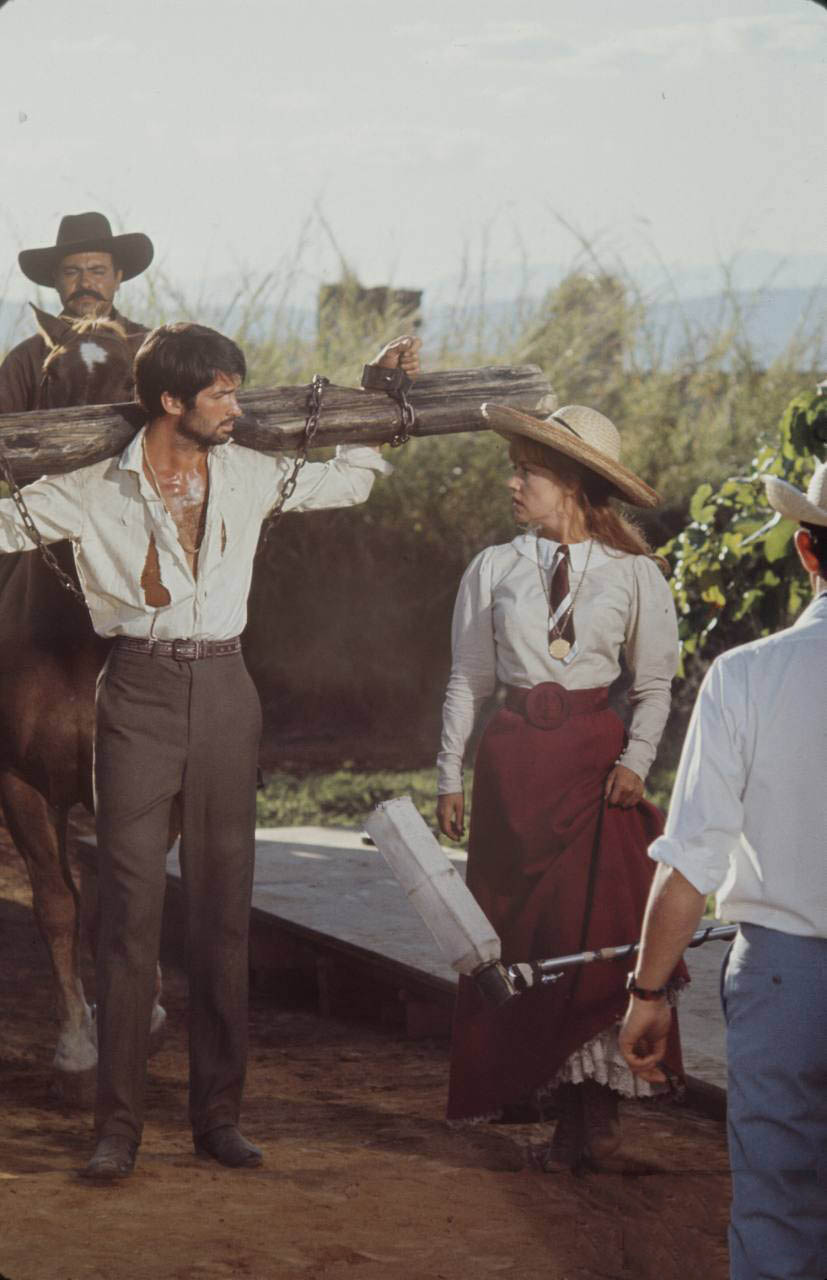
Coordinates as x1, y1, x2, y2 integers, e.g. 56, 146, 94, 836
619, 461, 827, 1279
436, 401, 686, 1169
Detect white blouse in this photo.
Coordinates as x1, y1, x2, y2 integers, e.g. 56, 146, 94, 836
437, 534, 679, 794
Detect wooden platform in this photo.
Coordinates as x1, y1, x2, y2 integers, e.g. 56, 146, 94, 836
77, 825, 729, 1099
78, 826, 465, 1039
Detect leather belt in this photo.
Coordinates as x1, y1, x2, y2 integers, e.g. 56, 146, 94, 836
114, 636, 242, 661
505, 682, 609, 731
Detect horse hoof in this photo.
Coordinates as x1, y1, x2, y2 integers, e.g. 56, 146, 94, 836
51, 1065, 97, 1110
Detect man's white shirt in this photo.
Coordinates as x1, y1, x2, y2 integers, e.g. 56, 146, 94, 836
0, 429, 391, 640
650, 591, 827, 938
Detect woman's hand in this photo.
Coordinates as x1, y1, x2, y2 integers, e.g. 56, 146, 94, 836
437, 792, 465, 841
604, 764, 644, 808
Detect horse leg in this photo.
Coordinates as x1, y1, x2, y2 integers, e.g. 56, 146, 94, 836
0, 771, 97, 1098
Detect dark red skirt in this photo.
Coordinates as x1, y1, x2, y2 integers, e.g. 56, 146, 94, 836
446, 685, 686, 1121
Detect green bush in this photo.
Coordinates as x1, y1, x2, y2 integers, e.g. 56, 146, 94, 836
665, 386, 827, 676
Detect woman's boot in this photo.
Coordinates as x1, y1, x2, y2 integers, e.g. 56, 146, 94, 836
581, 1080, 622, 1160
533, 1083, 585, 1171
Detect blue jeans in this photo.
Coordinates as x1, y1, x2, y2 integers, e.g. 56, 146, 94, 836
722, 924, 827, 1279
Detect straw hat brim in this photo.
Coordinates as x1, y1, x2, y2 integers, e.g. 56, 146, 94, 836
763, 474, 827, 528
483, 402, 660, 509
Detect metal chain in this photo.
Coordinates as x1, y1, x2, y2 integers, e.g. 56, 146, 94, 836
0, 439, 88, 604
389, 385, 416, 448
260, 373, 329, 546
359, 362, 417, 448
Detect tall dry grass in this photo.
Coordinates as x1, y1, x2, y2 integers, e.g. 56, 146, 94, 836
1, 229, 824, 788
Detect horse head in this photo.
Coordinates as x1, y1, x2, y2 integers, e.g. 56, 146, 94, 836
33, 304, 136, 410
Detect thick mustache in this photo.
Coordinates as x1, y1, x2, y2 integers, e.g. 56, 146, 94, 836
69, 289, 105, 302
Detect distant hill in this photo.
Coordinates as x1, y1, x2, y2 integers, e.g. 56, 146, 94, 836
647, 287, 827, 367
3, 285, 825, 371
423, 286, 827, 368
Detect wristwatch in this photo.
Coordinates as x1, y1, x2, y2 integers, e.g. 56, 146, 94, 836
626, 973, 669, 1001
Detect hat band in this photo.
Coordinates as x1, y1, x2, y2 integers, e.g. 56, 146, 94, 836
549, 413, 582, 440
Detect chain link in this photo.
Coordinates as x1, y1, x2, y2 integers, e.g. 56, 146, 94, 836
0, 439, 88, 604
389, 386, 416, 448
260, 373, 329, 547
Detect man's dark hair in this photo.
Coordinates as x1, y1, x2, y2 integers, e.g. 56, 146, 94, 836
134, 323, 246, 417
801, 522, 827, 577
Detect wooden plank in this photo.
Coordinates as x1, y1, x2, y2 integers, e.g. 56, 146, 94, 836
74, 829, 732, 1075
76, 828, 459, 1008
0, 364, 551, 482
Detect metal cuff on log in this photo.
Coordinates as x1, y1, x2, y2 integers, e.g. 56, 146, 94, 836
0, 365, 551, 484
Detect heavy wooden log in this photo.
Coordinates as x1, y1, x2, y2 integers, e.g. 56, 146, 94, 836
0, 365, 551, 483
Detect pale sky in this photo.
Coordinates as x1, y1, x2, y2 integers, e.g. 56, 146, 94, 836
1, 0, 825, 307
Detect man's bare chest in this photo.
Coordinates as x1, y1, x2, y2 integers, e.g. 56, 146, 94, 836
155, 470, 207, 552
142, 454, 209, 574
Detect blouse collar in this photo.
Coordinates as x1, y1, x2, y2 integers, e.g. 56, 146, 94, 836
511, 532, 613, 571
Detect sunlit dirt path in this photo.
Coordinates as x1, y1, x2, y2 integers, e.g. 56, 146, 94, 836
0, 825, 731, 1280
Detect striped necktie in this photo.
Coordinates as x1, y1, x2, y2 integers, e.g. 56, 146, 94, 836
548, 544, 578, 664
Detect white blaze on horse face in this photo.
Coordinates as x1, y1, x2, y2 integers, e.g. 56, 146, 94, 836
79, 340, 108, 373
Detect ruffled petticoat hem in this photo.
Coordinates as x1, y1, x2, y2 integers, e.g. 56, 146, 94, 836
536, 1023, 657, 1101
448, 1007, 683, 1127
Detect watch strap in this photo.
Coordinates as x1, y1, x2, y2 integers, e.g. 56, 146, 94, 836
626, 972, 669, 1001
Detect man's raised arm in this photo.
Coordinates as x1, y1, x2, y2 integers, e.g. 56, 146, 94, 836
260, 335, 422, 517
0, 469, 86, 553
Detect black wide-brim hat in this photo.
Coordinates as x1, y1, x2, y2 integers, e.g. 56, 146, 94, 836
18, 211, 154, 287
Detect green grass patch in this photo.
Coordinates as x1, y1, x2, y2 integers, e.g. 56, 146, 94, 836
256, 767, 723, 921
256, 766, 473, 847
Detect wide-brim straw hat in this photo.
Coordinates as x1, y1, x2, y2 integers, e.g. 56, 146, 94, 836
764, 461, 827, 528
483, 402, 660, 508
19, 212, 154, 287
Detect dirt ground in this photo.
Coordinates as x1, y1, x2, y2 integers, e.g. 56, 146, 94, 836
0, 821, 733, 1280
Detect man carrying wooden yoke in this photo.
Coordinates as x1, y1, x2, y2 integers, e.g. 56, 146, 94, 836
0, 321, 421, 1179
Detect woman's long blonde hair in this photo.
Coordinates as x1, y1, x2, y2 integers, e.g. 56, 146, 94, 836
509, 435, 665, 566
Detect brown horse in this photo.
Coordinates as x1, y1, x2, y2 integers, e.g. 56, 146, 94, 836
0, 307, 165, 1101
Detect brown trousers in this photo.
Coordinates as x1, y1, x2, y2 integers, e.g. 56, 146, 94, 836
93, 645, 262, 1142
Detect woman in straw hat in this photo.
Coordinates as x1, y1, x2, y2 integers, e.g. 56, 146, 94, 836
436, 402, 686, 1169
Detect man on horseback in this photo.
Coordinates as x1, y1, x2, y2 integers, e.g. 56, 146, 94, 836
0, 320, 420, 1181
0, 210, 152, 411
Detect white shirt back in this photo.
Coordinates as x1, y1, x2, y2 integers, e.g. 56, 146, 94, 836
650, 591, 827, 938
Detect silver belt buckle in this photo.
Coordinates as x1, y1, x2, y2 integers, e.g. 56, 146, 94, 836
171, 638, 199, 661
